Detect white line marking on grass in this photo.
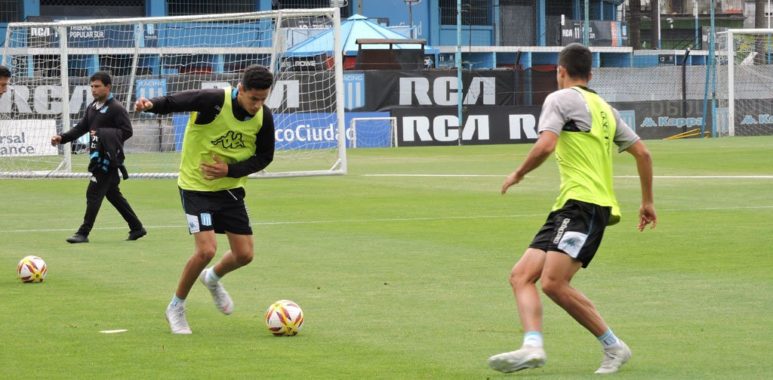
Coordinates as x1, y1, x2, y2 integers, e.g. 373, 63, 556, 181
4, 206, 773, 234
365, 174, 773, 179
363, 174, 501, 177
617, 175, 773, 179
100, 329, 128, 334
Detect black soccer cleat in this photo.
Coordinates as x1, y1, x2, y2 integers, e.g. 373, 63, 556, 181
66, 234, 89, 244
127, 228, 147, 241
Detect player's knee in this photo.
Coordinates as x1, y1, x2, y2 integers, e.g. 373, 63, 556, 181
195, 246, 217, 261
234, 251, 253, 266
539, 277, 565, 299
510, 265, 536, 289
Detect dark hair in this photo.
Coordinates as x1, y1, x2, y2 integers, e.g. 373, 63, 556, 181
89, 71, 112, 87
558, 43, 592, 81
0, 65, 10, 78
241, 65, 273, 91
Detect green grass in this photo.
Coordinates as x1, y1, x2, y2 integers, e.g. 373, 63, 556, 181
1, 136, 772, 379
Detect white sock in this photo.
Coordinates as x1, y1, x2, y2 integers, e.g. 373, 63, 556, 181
523, 331, 544, 348
169, 295, 185, 308
206, 267, 221, 284
597, 329, 621, 349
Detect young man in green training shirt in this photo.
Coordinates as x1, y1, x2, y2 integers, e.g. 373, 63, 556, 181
135, 65, 275, 334
488, 43, 657, 374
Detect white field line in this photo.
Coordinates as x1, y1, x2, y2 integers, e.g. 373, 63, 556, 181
3, 206, 773, 234
364, 174, 773, 179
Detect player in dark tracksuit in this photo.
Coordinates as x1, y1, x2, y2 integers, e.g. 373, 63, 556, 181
51, 71, 145, 244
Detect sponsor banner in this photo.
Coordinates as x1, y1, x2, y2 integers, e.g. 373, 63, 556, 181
27, 23, 158, 48
392, 106, 542, 146
273, 112, 390, 150
363, 70, 516, 111
0, 72, 331, 116
0, 120, 58, 157
732, 99, 773, 135
561, 20, 628, 47
172, 111, 391, 151
609, 100, 713, 139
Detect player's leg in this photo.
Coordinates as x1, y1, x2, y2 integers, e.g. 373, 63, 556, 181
103, 174, 145, 240
488, 248, 548, 373
198, 194, 252, 315
68, 173, 110, 242
166, 189, 219, 334
540, 251, 606, 335
539, 200, 631, 374
166, 230, 217, 334
212, 232, 254, 277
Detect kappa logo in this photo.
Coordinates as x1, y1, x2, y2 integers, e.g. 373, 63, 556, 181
212, 131, 245, 149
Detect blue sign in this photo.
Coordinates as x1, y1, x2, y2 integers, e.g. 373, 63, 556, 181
171, 111, 391, 152
136, 79, 167, 100
343, 73, 365, 111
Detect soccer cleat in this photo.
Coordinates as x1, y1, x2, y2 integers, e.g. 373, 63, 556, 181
488, 346, 547, 373
595, 340, 632, 374
165, 304, 192, 334
127, 228, 147, 241
66, 234, 89, 244
199, 268, 234, 315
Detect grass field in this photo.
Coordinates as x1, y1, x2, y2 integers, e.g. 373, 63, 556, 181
1, 137, 772, 379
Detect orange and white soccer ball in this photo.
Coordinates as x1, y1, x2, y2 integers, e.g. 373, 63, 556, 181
17, 255, 47, 283
264, 300, 304, 336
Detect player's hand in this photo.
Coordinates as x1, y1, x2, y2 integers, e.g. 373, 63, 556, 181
134, 97, 153, 112
200, 154, 228, 180
50, 135, 62, 146
501, 170, 524, 194
638, 202, 657, 231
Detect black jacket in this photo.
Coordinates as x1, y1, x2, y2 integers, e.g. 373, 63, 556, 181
60, 95, 133, 165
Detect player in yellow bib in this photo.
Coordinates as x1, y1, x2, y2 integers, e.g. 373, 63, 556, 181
135, 65, 275, 334
489, 44, 657, 374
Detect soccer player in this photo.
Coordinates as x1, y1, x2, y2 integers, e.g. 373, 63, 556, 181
51, 71, 146, 244
488, 43, 656, 375
134, 65, 275, 334
0, 65, 10, 95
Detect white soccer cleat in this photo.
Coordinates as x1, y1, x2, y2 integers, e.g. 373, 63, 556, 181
165, 304, 192, 335
595, 340, 632, 374
488, 346, 547, 373
199, 268, 234, 315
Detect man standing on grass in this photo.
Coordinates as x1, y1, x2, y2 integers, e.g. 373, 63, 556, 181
489, 43, 656, 375
135, 65, 275, 334
51, 71, 146, 244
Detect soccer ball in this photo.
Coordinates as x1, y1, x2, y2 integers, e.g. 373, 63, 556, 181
264, 300, 304, 336
17, 255, 47, 283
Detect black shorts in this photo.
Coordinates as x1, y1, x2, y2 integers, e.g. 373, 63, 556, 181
529, 199, 611, 268
179, 187, 252, 235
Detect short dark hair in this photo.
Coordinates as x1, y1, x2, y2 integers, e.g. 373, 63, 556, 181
241, 65, 273, 91
0, 65, 10, 79
89, 71, 112, 87
558, 43, 592, 81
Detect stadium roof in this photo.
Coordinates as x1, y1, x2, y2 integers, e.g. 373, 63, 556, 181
286, 14, 437, 57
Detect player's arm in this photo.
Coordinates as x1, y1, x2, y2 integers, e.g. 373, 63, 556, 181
135, 88, 224, 115
114, 105, 133, 141
501, 131, 557, 194
53, 112, 89, 145
199, 106, 275, 180
227, 106, 275, 177
625, 140, 656, 231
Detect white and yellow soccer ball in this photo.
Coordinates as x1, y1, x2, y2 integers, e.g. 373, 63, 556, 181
264, 300, 304, 336
17, 255, 47, 283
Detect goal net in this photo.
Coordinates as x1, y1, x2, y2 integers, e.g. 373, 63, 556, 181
0, 8, 345, 178
716, 28, 773, 137
349, 117, 398, 148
